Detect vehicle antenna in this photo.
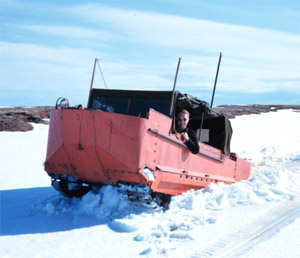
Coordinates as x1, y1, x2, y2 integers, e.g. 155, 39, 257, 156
87, 58, 98, 107
169, 57, 181, 117
90, 58, 97, 91
210, 52, 222, 108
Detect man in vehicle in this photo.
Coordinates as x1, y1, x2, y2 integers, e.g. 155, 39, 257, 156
176, 109, 199, 154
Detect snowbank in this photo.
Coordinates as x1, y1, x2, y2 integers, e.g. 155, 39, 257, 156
1, 110, 300, 258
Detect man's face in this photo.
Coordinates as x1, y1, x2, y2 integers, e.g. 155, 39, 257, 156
177, 112, 189, 131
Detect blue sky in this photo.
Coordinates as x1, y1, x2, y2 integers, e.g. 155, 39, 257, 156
1, 0, 300, 106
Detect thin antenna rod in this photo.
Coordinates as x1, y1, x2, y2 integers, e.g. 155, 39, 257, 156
169, 57, 181, 116
90, 58, 97, 91
210, 52, 222, 108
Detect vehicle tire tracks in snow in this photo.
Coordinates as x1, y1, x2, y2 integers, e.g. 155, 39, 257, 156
190, 198, 300, 258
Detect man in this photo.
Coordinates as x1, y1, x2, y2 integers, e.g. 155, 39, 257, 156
176, 109, 199, 154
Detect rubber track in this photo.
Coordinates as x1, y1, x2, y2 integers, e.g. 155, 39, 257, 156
191, 199, 300, 258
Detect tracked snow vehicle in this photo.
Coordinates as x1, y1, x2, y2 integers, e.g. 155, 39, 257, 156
44, 58, 251, 206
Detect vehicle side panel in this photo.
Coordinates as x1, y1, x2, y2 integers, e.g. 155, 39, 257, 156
45, 108, 251, 195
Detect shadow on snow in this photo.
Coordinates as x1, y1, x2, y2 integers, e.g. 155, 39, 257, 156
0, 186, 153, 236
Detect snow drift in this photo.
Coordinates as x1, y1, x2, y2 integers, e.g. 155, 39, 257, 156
1, 109, 300, 258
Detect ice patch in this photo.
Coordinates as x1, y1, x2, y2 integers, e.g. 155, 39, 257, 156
142, 167, 155, 181
139, 247, 154, 255
109, 218, 140, 232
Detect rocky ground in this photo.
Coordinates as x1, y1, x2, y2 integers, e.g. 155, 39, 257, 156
0, 106, 52, 132
0, 105, 299, 132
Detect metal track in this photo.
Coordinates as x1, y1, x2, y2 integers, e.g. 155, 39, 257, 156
48, 172, 170, 209
117, 182, 170, 210
191, 199, 300, 258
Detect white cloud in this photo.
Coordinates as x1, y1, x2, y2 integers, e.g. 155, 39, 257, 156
0, 41, 94, 63
0, 42, 97, 92
69, 4, 300, 59
19, 24, 116, 41
0, 41, 177, 103
63, 4, 300, 94
1, 3, 299, 105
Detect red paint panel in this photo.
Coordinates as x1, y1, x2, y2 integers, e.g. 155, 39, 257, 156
45, 108, 251, 196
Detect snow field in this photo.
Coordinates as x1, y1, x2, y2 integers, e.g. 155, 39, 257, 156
1, 109, 300, 257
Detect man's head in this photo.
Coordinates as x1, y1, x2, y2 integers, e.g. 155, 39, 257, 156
177, 109, 190, 132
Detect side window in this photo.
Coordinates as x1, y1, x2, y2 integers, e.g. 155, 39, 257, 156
92, 96, 171, 117
92, 97, 115, 112
92, 97, 127, 113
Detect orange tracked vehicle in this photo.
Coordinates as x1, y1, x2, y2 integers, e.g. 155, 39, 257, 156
44, 58, 251, 206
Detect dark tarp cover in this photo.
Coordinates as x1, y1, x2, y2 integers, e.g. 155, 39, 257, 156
174, 92, 232, 155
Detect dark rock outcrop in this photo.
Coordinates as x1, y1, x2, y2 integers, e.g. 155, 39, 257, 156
1, 105, 299, 132
0, 106, 53, 132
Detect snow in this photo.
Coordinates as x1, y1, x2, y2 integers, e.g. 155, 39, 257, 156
1, 109, 300, 258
